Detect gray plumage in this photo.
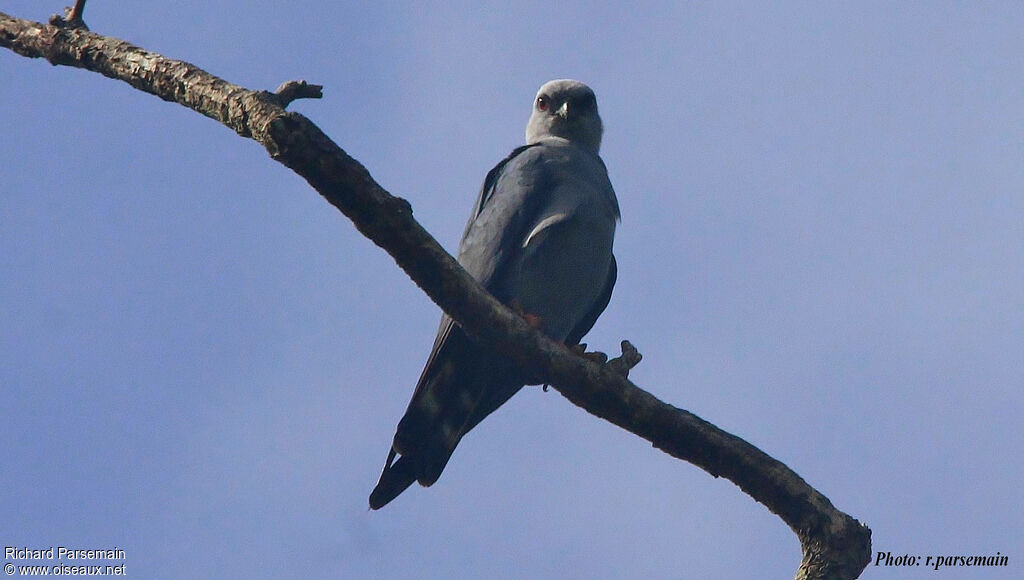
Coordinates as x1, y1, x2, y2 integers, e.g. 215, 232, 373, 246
370, 80, 619, 509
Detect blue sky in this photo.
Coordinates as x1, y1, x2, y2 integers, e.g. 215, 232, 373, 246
2, 2, 1021, 578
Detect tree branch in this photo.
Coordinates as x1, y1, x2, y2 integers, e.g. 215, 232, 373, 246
0, 11, 870, 578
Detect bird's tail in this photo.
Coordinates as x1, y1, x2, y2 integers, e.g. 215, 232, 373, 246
367, 419, 464, 510
369, 449, 417, 510
367, 356, 475, 510
368, 328, 522, 509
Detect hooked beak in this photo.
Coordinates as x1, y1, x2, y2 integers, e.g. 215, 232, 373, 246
556, 101, 569, 119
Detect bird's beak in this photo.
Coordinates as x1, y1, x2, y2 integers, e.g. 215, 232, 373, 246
556, 101, 569, 119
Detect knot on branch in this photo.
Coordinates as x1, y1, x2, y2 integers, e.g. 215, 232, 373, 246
606, 340, 642, 378
386, 195, 413, 218
49, 1, 89, 30
265, 80, 323, 109
569, 340, 643, 378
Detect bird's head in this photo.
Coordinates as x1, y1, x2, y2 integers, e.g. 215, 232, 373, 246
525, 79, 603, 155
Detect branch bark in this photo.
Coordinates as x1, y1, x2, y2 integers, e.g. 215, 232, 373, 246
1, 10, 871, 579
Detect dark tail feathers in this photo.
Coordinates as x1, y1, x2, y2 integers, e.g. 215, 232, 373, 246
369, 449, 416, 510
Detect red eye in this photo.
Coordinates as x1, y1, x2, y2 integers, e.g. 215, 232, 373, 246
536, 96, 548, 111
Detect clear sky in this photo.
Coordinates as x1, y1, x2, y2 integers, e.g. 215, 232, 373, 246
2, 2, 1021, 578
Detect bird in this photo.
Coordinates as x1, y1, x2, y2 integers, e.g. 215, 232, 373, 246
369, 79, 620, 509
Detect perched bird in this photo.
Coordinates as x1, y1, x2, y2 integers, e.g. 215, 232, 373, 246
369, 79, 620, 509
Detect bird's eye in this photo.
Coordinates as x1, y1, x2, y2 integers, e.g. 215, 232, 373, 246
536, 96, 548, 111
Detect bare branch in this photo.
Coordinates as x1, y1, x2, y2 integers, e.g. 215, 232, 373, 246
270, 80, 323, 108
0, 11, 871, 578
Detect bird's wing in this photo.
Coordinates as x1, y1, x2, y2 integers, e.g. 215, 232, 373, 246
377, 143, 543, 434
565, 254, 617, 346
455, 144, 549, 291
371, 145, 547, 507
390, 143, 549, 426
466, 144, 540, 232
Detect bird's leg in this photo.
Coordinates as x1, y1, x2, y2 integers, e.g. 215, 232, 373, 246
509, 300, 545, 330
508, 301, 547, 386
569, 342, 609, 364
510, 303, 552, 387
523, 313, 543, 329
